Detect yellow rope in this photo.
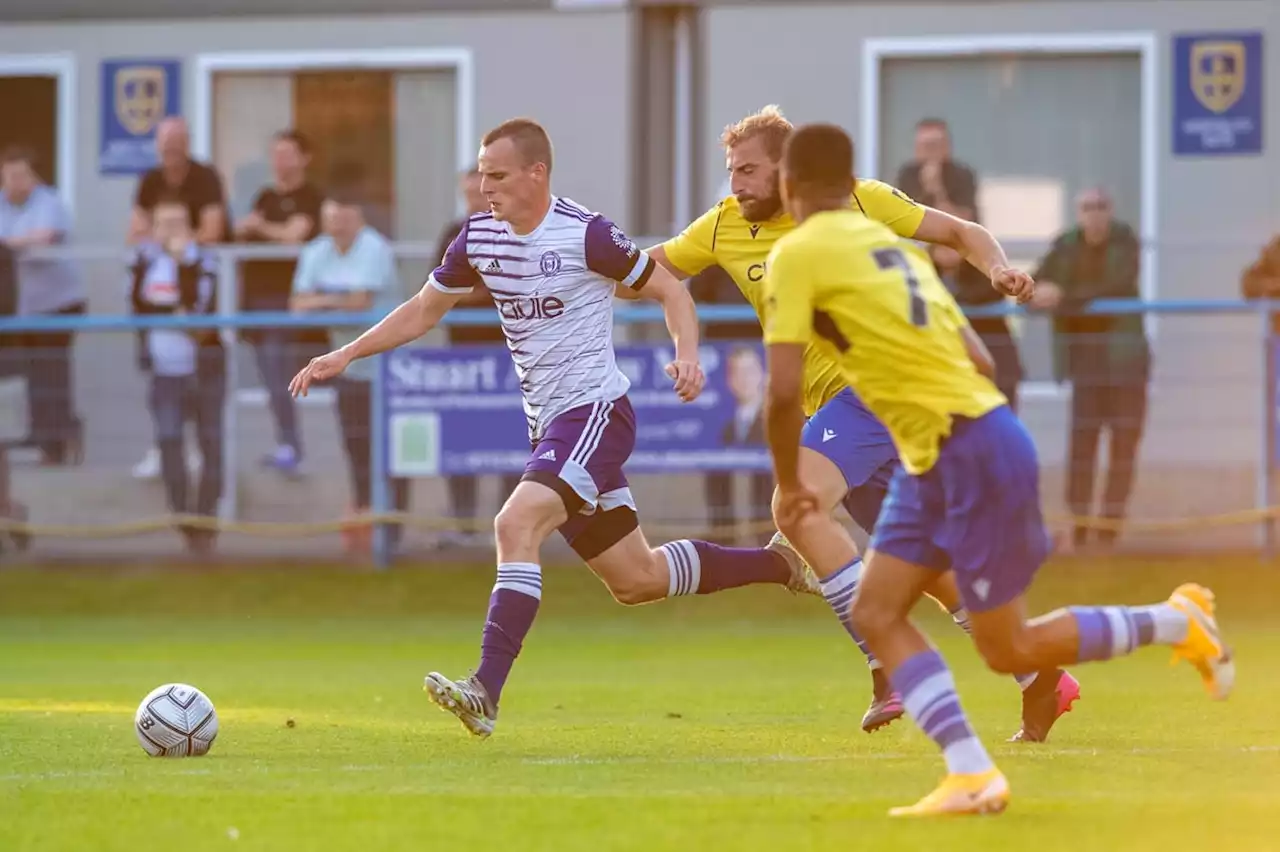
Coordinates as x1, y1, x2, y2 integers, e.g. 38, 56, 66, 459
0, 507, 1276, 540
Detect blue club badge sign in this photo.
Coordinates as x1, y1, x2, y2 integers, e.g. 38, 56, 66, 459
100, 59, 182, 175
1172, 32, 1263, 156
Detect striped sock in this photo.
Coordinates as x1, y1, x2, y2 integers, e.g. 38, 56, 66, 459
892, 649, 994, 775
1070, 604, 1187, 663
950, 604, 1039, 690
819, 558, 878, 667
659, 540, 790, 597
475, 562, 542, 705
660, 541, 702, 597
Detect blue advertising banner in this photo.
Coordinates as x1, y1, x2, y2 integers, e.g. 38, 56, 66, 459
99, 59, 181, 175
1172, 32, 1264, 156
384, 343, 771, 476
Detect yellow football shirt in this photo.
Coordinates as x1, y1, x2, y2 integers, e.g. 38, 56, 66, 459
662, 179, 927, 416
763, 209, 1005, 475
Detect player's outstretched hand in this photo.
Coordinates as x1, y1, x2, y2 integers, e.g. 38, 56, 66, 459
664, 360, 705, 403
992, 265, 1035, 305
774, 484, 820, 530
290, 349, 353, 398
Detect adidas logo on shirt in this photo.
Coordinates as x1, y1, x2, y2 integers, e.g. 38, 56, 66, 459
539, 449, 556, 461
484, 259, 503, 273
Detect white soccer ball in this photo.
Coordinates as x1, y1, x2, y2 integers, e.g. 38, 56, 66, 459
135, 683, 219, 757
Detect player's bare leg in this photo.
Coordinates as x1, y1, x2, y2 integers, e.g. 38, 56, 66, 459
778, 447, 1074, 736
424, 480, 567, 738
921, 570, 1081, 742
966, 587, 1233, 702
851, 549, 1009, 817
584, 520, 818, 606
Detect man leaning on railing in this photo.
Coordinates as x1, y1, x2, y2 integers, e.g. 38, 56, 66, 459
0, 145, 86, 466
291, 177, 410, 556
1030, 186, 1150, 550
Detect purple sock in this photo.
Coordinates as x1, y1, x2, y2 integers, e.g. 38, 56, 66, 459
658, 540, 790, 596
892, 649, 993, 775
1070, 604, 1184, 663
474, 562, 542, 705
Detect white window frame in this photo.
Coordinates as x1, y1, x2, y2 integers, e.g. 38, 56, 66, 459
0, 53, 77, 215
859, 33, 1159, 400
191, 47, 476, 408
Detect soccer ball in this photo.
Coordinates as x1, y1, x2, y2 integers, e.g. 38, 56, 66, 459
134, 683, 219, 757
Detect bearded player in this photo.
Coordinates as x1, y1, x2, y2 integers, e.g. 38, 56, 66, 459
639, 105, 1079, 742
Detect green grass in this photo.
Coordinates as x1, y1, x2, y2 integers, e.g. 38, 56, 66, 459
1, 557, 1278, 851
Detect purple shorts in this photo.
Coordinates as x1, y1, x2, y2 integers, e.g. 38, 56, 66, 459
522, 396, 638, 554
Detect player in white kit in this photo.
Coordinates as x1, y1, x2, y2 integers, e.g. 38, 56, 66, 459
291, 118, 818, 737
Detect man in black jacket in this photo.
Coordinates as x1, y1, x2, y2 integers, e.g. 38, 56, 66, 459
1031, 187, 1149, 548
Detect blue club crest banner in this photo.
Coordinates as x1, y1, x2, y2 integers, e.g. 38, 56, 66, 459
1173, 32, 1263, 156
383, 343, 772, 477
100, 59, 182, 175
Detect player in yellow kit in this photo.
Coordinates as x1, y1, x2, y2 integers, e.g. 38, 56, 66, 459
763, 122, 1234, 817
644, 105, 1077, 742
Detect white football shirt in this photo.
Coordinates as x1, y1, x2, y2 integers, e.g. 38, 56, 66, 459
427, 196, 655, 440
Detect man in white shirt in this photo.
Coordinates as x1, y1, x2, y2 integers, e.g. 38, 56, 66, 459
0, 146, 85, 465
290, 119, 816, 740
291, 184, 408, 553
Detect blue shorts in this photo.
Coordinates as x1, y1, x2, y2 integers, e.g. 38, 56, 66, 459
868, 405, 1050, 613
802, 388, 899, 532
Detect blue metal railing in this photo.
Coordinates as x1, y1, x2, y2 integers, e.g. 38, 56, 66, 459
2, 298, 1275, 567
0, 298, 1272, 333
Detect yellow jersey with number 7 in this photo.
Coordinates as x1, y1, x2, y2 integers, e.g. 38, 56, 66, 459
763, 208, 1005, 475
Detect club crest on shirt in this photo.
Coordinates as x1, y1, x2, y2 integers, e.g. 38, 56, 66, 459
540, 250, 563, 276
610, 224, 637, 258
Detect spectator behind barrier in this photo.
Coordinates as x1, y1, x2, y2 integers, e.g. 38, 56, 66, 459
895, 118, 979, 222
291, 179, 409, 556
930, 242, 1023, 411
129, 117, 228, 481
129, 118, 227, 245
0, 146, 86, 466
1031, 186, 1150, 550
236, 129, 324, 477
438, 167, 520, 545
690, 265, 773, 544
129, 196, 225, 557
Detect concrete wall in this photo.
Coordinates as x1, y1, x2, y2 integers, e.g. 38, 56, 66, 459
0, 9, 635, 242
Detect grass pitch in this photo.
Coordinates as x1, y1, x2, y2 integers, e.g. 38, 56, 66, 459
1, 556, 1278, 851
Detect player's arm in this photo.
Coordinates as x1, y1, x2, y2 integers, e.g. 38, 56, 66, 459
859, 179, 1032, 304
614, 203, 722, 300
343, 231, 476, 360
761, 245, 815, 495
588, 215, 703, 401
912, 208, 1033, 303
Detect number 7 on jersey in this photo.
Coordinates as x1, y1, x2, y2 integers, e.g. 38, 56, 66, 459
872, 247, 927, 327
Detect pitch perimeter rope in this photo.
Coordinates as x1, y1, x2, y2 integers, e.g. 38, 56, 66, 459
0, 508, 1275, 540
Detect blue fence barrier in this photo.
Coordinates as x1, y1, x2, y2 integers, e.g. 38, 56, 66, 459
2, 298, 1277, 566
